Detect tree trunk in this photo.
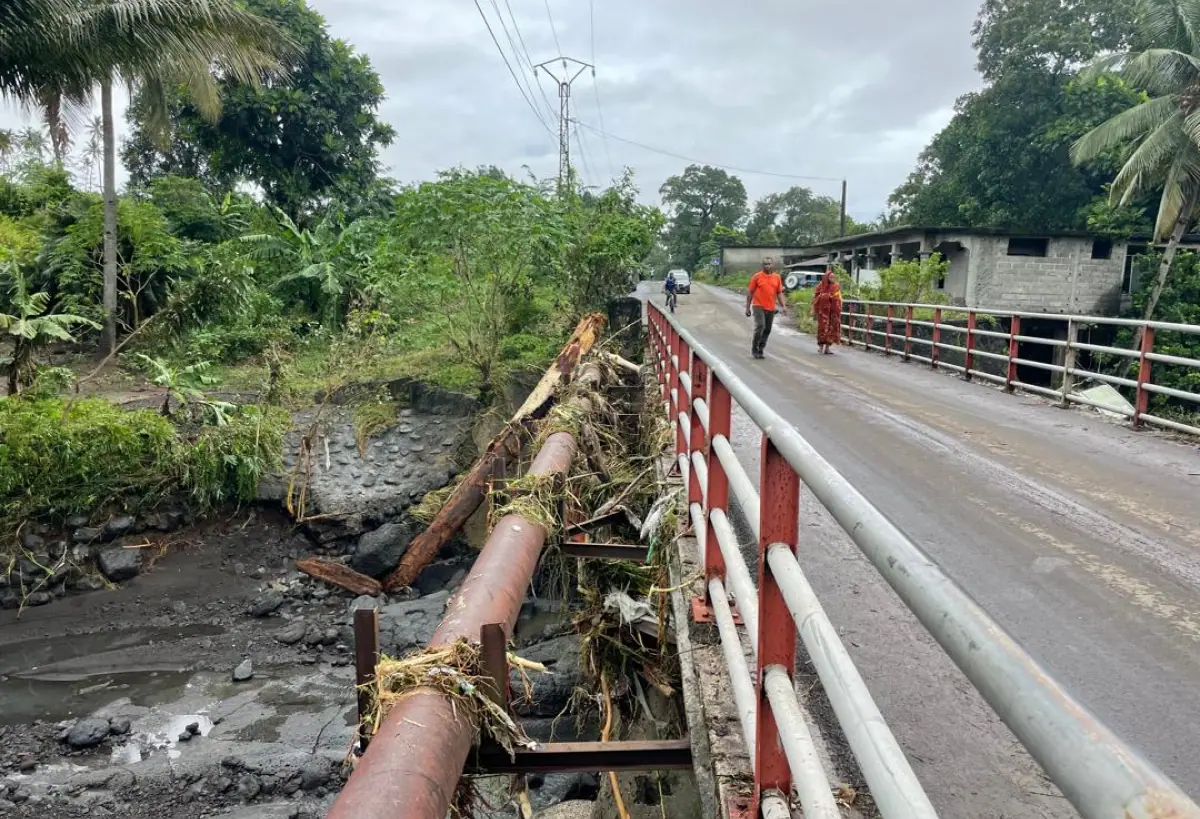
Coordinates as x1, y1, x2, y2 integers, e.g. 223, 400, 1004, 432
382, 312, 608, 592
1136, 192, 1197, 351
101, 79, 119, 356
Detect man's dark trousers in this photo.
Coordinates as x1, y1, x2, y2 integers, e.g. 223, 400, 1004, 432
752, 306, 776, 356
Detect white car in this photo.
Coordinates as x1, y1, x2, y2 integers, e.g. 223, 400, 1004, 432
668, 270, 691, 294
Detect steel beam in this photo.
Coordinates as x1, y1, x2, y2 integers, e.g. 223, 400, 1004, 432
469, 739, 693, 774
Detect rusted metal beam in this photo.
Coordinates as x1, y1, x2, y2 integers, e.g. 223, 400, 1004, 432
469, 739, 693, 774
353, 606, 380, 751
327, 431, 580, 819
561, 509, 630, 537
558, 542, 649, 562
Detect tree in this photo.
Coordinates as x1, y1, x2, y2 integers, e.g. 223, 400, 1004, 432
563, 171, 663, 315
890, 73, 1146, 230
746, 186, 861, 246
380, 170, 568, 396
0, 0, 290, 355
1072, 0, 1200, 340
123, 0, 395, 222
0, 261, 97, 395
659, 165, 747, 271
973, 0, 1135, 81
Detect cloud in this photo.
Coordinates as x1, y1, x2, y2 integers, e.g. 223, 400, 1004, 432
1, 0, 986, 218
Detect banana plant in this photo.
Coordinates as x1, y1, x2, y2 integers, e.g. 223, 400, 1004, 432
0, 261, 97, 395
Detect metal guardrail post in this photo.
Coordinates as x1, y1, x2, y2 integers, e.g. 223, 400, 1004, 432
844, 302, 854, 346
885, 305, 894, 356
1135, 325, 1155, 426
753, 437, 800, 811
931, 307, 942, 370
1006, 314, 1020, 392
703, 374, 731, 594
354, 606, 380, 751
675, 335, 690, 458
965, 311, 976, 380
865, 304, 873, 352
689, 353, 708, 509
904, 305, 913, 361
1061, 319, 1077, 406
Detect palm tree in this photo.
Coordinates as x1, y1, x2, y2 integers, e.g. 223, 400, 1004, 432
1, 0, 293, 354
1071, 0, 1200, 344
1, 260, 98, 395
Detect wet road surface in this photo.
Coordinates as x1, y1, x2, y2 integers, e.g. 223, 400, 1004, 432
646, 283, 1200, 817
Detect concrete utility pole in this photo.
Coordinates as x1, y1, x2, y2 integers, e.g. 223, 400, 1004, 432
840, 179, 848, 237
534, 56, 593, 187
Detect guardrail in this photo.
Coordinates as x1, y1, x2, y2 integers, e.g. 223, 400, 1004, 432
647, 299, 1200, 819
841, 299, 1200, 437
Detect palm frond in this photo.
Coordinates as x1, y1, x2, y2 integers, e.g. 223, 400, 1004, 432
1108, 112, 1188, 202
1072, 96, 1179, 165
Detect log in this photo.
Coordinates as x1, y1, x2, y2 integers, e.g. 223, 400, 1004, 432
383, 313, 608, 592
297, 557, 382, 597
602, 351, 641, 377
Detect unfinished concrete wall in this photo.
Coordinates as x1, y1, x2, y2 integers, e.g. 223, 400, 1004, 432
972, 236, 1125, 314
721, 247, 807, 276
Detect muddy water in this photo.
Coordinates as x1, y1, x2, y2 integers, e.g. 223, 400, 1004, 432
0, 624, 224, 725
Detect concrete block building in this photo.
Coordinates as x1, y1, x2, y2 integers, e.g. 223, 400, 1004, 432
800, 226, 1198, 316
718, 245, 810, 277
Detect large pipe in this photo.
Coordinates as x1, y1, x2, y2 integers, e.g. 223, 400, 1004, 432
327, 431, 579, 819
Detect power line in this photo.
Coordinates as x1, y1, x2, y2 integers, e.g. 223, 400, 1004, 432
573, 119, 844, 184
543, 0, 563, 56
472, 0, 555, 141
588, 0, 614, 180
502, 0, 556, 121
573, 120, 595, 187
489, 0, 552, 127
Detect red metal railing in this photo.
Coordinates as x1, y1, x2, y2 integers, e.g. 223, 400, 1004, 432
842, 300, 1200, 437
646, 298, 1200, 819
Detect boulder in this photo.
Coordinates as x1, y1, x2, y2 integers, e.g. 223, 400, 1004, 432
350, 522, 414, 578
377, 591, 450, 653
248, 591, 285, 618
232, 659, 254, 682
65, 717, 111, 749
97, 547, 142, 582
274, 622, 308, 645
510, 635, 583, 718
103, 516, 137, 538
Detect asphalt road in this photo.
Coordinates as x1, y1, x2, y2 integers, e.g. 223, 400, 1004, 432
645, 283, 1200, 817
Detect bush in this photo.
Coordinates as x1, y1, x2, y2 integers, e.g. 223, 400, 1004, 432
0, 396, 288, 534
0, 398, 178, 529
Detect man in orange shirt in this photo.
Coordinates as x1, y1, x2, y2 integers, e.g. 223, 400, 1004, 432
744, 256, 788, 359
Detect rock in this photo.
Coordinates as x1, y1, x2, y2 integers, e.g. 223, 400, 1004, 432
350, 522, 414, 578
320, 628, 340, 646
274, 622, 308, 645
25, 592, 51, 607
537, 801, 595, 819
72, 527, 104, 544
0, 799, 13, 813
106, 769, 135, 791
15, 758, 35, 774
249, 591, 285, 617
510, 635, 583, 718
236, 773, 262, 801
8, 787, 29, 805
299, 759, 332, 791
377, 591, 450, 653
66, 716, 111, 749
413, 559, 471, 597
66, 514, 89, 528
348, 595, 377, 615
70, 575, 106, 593
185, 722, 200, 736
0, 594, 18, 610
178, 732, 192, 742
232, 659, 254, 682
96, 547, 142, 582
19, 532, 43, 550
108, 718, 131, 736
303, 626, 325, 647
104, 516, 136, 538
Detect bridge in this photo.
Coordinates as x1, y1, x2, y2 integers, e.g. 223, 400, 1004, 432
330, 283, 1200, 818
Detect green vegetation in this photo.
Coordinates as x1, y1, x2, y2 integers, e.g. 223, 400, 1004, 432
0, 397, 286, 534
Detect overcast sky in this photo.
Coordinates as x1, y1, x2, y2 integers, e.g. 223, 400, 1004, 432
1, 0, 984, 219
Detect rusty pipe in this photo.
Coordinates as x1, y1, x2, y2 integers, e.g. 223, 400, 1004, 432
327, 431, 579, 819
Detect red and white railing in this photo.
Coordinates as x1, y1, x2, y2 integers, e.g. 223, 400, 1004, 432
647, 299, 1200, 819
842, 300, 1200, 437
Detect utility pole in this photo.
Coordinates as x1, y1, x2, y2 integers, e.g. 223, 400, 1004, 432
840, 179, 848, 237
534, 57, 593, 188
